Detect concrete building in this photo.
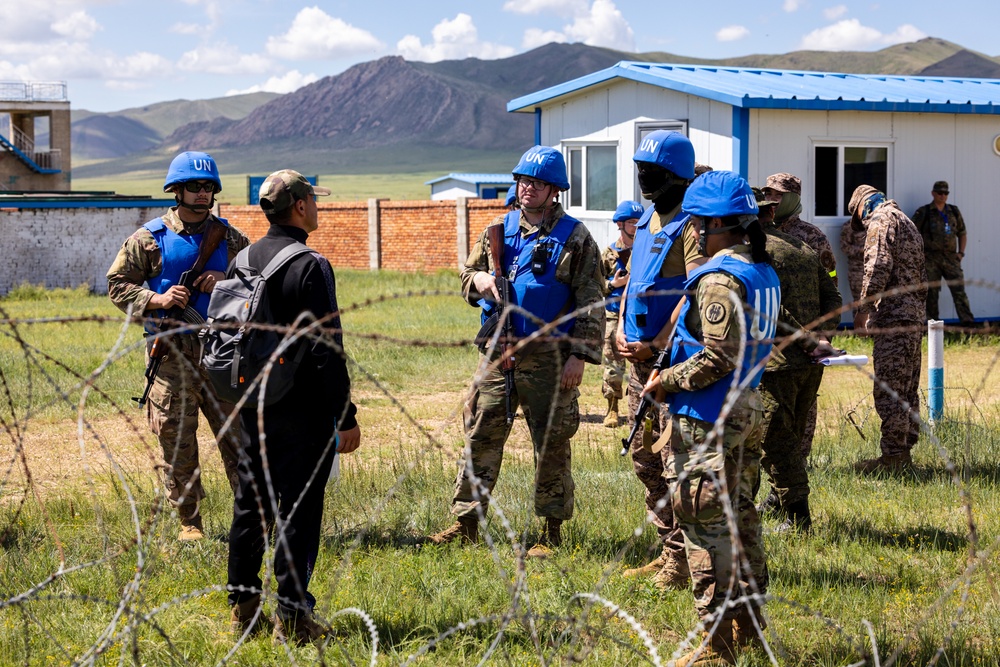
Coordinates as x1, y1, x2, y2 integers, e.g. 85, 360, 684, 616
426, 173, 515, 201
0, 81, 70, 191
508, 63, 1000, 322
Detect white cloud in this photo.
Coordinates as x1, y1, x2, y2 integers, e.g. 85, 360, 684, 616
716, 25, 750, 42
562, 0, 635, 50
170, 22, 202, 35
51, 11, 100, 40
823, 4, 848, 20
178, 43, 273, 75
522, 28, 568, 49
799, 18, 926, 51
503, 0, 588, 16
226, 70, 319, 96
266, 7, 383, 60
397, 13, 516, 62
783, 0, 802, 11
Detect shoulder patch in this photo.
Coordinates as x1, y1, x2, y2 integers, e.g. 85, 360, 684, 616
705, 302, 726, 324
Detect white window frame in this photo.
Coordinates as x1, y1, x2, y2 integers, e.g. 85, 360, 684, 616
811, 138, 894, 219
634, 120, 687, 206
563, 141, 619, 214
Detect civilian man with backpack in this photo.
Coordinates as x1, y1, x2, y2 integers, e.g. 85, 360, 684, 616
222, 169, 361, 645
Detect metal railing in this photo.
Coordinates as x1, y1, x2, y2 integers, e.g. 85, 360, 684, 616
0, 81, 68, 102
1, 122, 62, 171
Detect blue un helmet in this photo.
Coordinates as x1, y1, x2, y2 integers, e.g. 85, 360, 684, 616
632, 130, 695, 180
512, 146, 570, 191
163, 151, 222, 193
504, 183, 518, 206
683, 171, 759, 256
612, 200, 645, 222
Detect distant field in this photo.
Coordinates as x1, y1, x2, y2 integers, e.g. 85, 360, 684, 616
71, 171, 449, 204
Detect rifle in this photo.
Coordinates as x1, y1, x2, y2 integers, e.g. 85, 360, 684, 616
133, 218, 228, 408
486, 223, 517, 425
620, 346, 671, 456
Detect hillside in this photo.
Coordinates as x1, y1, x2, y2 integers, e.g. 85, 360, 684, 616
72, 38, 1000, 182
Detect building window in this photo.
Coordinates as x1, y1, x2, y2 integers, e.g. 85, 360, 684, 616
565, 144, 617, 212
814, 144, 890, 217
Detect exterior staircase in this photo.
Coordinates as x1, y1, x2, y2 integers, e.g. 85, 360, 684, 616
0, 123, 61, 174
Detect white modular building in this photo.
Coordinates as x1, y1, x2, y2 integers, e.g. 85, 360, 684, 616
508, 63, 1000, 322
426, 173, 515, 201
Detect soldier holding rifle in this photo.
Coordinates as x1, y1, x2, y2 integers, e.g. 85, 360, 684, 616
429, 146, 604, 558
107, 151, 249, 541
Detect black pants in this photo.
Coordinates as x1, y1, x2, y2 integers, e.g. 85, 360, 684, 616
227, 410, 337, 617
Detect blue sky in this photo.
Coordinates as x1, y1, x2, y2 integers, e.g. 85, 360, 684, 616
1, 0, 995, 112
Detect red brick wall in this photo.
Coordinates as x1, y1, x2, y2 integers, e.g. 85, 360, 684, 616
221, 199, 507, 272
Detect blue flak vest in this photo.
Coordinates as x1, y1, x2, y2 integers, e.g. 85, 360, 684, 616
605, 240, 629, 314
669, 254, 781, 423
623, 208, 689, 342
143, 217, 230, 321
480, 210, 579, 339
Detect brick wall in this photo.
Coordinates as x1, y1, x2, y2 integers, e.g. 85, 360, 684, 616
0, 198, 509, 296
0, 205, 171, 295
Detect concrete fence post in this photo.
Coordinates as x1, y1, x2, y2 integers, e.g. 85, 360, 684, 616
368, 198, 381, 270
456, 197, 469, 269
928, 319, 945, 424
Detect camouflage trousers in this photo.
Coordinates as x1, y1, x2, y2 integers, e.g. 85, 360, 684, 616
601, 312, 626, 400
668, 389, 767, 622
925, 253, 975, 323
758, 366, 824, 507
146, 334, 241, 523
626, 359, 685, 561
872, 330, 923, 457
799, 401, 818, 459
451, 347, 578, 521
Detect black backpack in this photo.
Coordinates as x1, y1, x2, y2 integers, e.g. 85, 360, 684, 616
200, 243, 313, 407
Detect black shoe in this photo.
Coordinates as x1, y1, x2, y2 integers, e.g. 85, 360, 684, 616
773, 499, 812, 533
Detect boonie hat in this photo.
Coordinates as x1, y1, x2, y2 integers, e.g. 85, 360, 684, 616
259, 170, 331, 214
848, 184, 880, 224
933, 180, 949, 193
764, 172, 801, 195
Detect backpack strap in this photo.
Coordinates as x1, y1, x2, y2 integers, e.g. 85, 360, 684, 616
261, 242, 313, 279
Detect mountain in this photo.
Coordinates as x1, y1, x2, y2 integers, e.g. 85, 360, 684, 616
72, 38, 1000, 180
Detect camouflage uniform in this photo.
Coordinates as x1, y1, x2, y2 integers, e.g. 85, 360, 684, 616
840, 220, 867, 307
759, 228, 841, 507
765, 172, 837, 459
912, 201, 974, 323
107, 208, 248, 524
625, 211, 701, 565
658, 246, 769, 621
857, 198, 927, 458
600, 242, 628, 400
452, 204, 603, 521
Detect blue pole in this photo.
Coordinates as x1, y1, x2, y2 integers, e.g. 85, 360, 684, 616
928, 320, 944, 424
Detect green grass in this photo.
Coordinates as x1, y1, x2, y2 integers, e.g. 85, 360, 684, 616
1, 279, 999, 665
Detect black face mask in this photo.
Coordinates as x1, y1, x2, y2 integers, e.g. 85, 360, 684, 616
637, 164, 668, 199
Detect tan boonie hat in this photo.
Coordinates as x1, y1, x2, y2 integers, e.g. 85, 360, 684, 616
764, 172, 801, 195
933, 180, 949, 193
258, 169, 331, 214
848, 184, 880, 224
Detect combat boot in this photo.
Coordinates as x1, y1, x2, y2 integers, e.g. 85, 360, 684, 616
230, 594, 273, 638
653, 550, 691, 591
675, 620, 737, 666
622, 553, 666, 578
755, 489, 780, 518
773, 499, 812, 533
854, 452, 913, 475
603, 397, 620, 428
273, 611, 328, 646
526, 518, 562, 559
732, 606, 767, 648
177, 513, 204, 542
427, 515, 479, 545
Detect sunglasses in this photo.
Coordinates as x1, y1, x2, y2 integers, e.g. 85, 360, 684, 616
518, 177, 550, 191
183, 181, 217, 194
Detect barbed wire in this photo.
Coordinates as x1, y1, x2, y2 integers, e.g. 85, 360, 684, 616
0, 280, 998, 665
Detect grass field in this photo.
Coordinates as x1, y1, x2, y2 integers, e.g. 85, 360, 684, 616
1, 274, 999, 666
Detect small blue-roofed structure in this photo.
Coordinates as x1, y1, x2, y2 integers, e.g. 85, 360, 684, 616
507, 62, 1000, 322
425, 173, 515, 201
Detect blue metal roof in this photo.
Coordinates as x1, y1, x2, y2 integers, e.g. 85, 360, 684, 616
508, 62, 1000, 115
425, 173, 514, 186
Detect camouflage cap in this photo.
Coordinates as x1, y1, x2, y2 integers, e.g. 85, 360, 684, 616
764, 172, 802, 195
258, 170, 332, 214
933, 180, 949, 193
848, 184, 880, 223
751, 186, 778, 208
